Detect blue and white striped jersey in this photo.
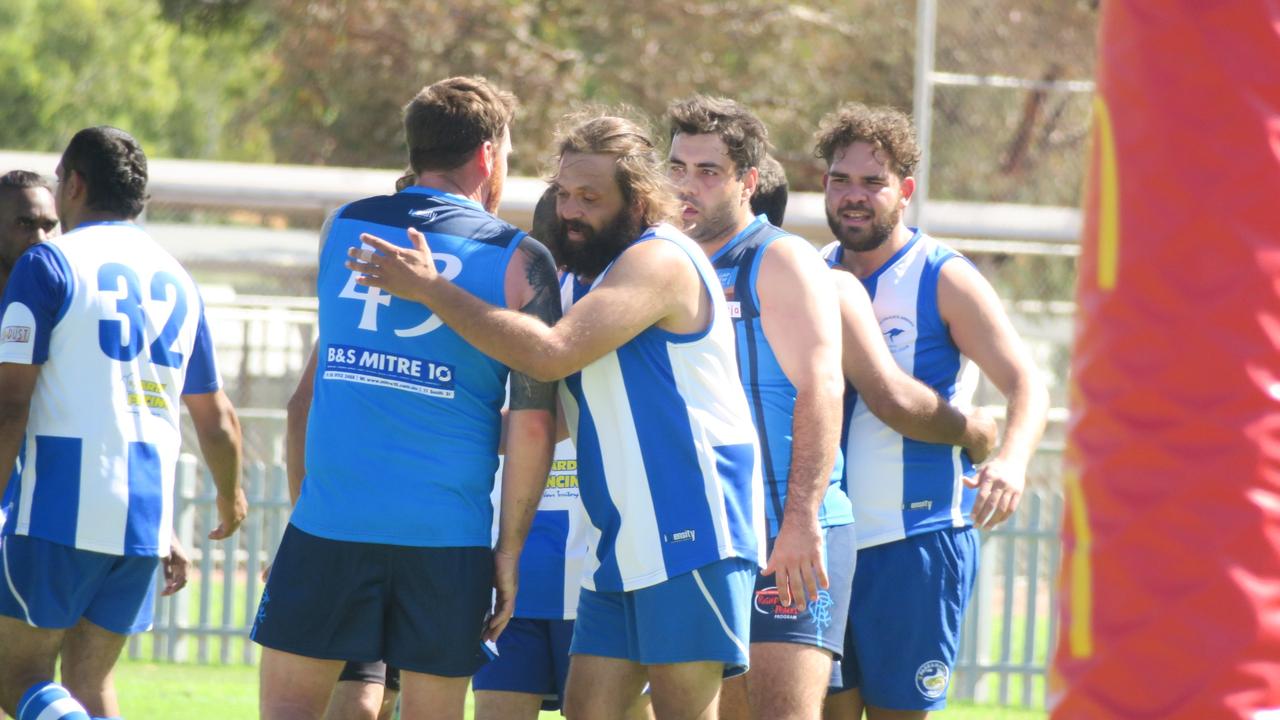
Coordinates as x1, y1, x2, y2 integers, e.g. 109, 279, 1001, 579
560, 224, 765, 592
711, 216, 853, 538
0, 223, 221, 557
293, 187, 522, 548
823, 231, 979, 549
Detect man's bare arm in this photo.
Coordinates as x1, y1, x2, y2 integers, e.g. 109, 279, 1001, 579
489, 236, 560, 642
284, 346, 318, 506
756, 239, 844, 609
349, 228, 690, 382
182, 389, 247, 539
0, 363, 39, 501
834, 270, 997, 461
939, 260, 1049, 529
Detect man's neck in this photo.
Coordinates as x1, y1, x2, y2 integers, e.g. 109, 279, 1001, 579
841, 222, 916, 279
69, 211, 134, 231
414, 171, 484, 207
696, 208, 756, 259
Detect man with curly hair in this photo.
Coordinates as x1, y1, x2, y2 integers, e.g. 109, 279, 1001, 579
816, 103, 1048, 719
353, 112, 765, 720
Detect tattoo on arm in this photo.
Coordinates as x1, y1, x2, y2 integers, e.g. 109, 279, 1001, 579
509, 237, 562, 412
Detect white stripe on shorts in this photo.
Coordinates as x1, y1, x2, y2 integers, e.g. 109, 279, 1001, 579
691, 568, 749, 659
2, 542, 35, 626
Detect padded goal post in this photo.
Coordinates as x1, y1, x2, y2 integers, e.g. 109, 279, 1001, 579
1052, 2, 1280, 718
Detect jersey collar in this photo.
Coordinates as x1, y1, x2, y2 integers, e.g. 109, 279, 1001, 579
398, 185, 485, 212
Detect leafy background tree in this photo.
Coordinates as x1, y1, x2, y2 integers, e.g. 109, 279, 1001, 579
0, 0, 1097, 202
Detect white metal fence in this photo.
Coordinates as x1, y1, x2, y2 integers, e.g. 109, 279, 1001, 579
129, 456, 1063, 709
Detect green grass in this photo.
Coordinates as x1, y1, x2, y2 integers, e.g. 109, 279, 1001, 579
113, 657, 1045, 719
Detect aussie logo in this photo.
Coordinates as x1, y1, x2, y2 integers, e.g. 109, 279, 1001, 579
879, 315, 916, 354
1, 325, 30, 343
915, 660, 950, 699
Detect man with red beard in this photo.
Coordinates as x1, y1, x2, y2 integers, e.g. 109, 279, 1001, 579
664, 96, 996, 720
351, 112, 766, 720
252, 76, 558, 720
818, 103, 1048, 719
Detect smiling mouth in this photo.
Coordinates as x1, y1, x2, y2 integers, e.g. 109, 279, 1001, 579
840, 209, 873, 224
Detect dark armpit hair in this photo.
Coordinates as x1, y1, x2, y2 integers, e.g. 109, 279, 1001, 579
403, 76, 516, 174
551, 109, 679, 228
60, 126, 149, 218
750, 154, 788, 226
813, 103, 920, 180
0, 170, 51, 193
665, 95, 768, 178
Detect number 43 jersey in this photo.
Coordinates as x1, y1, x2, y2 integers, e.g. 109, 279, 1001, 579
0, 221, 220, 558
294, 186, 524, 548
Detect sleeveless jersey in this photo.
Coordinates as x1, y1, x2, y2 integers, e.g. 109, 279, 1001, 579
491, 273, 591, 619
560, 223, 764, 592
292, 187, 522, 547
711, 215, 854, 538
823, 230, 978, 549
0, 223, 220, 557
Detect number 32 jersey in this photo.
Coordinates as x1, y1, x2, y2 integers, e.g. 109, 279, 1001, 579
0, 221, 220, 557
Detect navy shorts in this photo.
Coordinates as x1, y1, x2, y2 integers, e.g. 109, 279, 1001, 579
338, 661, 401, 693
251, 524, 493, 677
833, 527, 979, 710
0, 533, 158, 634
472, 617, 574, 711
751, 522, 855, 662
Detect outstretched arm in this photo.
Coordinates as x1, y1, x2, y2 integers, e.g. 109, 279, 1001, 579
834, 269, 997, 461
348, 227, 689, 381
0, 363, 38, 503
939, 260, 1049, 529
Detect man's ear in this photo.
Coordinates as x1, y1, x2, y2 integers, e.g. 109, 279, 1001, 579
741, 166, 759, 205
65, 169, 87, 202
477, 140, 496, 178
899, 175, 916, 207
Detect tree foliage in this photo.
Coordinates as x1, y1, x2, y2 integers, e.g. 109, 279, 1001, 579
0, 0, 1097, 201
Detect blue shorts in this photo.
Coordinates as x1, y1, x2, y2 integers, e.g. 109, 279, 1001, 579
833, 527, 979, 710
571, 557, 754, 677
0, 533, 158, 634
251, 524, 493, 677
472, 617, 574, 711
751, 522, 855, 663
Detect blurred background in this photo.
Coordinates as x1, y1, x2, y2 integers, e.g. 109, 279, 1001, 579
0, 1, 1099, 713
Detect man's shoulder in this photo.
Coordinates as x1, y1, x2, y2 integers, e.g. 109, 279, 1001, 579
340, 192, 520, 247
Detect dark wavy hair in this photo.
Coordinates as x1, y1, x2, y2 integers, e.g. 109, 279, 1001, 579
665, 95, 768, 178
750, 154, 788, 226
813, 103, 920, 180
60, 126, 149, 218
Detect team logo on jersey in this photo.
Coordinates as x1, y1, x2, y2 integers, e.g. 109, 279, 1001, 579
726, 301, 742, 318
915, 660, 950, 699
0, 325, 30, 343
664, 529, 696, 544
322, 343, 456, 398
879, 315, 916, 354
409, 208, 437, 222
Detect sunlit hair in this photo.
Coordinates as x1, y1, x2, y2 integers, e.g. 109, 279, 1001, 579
550, 109, 680, 228
665, 94, 769, 178
403, 76, 516, 173
813, 102, 920, 180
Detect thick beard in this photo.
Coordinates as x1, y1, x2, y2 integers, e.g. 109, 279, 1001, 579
555, 209, 644, 280
483, 170, 504, 214
825, 203, 898, 253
